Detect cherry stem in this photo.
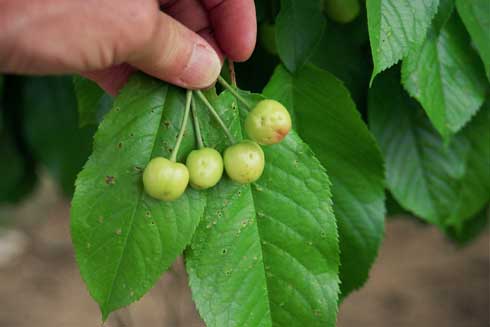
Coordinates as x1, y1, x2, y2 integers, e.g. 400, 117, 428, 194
170, 90, 192, 162
195, 90, 236, 144
227, 61, 237, 87
217, 76, 252, 111
191, 97, 204, 149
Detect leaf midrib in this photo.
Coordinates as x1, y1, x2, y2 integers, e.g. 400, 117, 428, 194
102, 85, 169, 316
434, 27, 450, 136
248, 187, 275, 326
231, 93, 274, 325
407, 111, 442, 223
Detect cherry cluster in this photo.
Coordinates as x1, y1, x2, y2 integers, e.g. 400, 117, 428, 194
142, 80, 292, 202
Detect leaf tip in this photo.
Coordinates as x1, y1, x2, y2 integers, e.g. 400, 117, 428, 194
369, 70, 378, 87
100, 305, 112, 323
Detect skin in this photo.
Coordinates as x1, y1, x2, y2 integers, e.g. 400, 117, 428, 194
0, 0, 257, 94
186, 148, 224, 189
223, 140, 264, 184
245, 99, 292, 145
143, 157, 189, 201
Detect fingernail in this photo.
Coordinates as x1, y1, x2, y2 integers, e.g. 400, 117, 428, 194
179, 43, 221, 88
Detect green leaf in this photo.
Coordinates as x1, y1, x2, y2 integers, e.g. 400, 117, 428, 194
385, 192, 410, 217
369, 68, 490, 228
186, 91, 340, 326
445, 206, 489, 246
71, 74, 206, 320
456, 0, 490, 81
0, 118, 37, 204
264, 64, 385, 297
310, 14, 371, 105
20, 76, 95, 196
402, 12, 487, 138
431, 0, 455, 32
0, 76, 38, 204
73, 76, 113, 127
275, 0, 326, 72
367, 0, 439, 81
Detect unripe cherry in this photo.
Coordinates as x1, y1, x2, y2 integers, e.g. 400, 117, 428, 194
186, 148, 224, 189
324, 0, 360, 24
245, 99, 292, 145
143, 157, 189, 201
223, 140, 265, 184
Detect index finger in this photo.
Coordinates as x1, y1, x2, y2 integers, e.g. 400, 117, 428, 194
201, 0, 256, 62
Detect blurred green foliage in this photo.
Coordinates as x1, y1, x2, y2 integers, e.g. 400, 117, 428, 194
0, 75, 95, 202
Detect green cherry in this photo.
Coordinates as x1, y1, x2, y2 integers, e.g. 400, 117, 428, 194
186, 148, 224, 189
143, 157, 189, 201
324, 0, 360, 24
224, 140, 265, 184
245, 99, 292, 145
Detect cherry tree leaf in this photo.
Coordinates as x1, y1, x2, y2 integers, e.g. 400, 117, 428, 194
456, 0, 490, 82
402, 11, 487, 138
264, 64, 385, 297
370, 68, 490, 228
367, 0, 439, 81
21, 76, 95, 196
71, 74, 206, 320
73, 75, 113, 127
444, 206, 489, 246
186, 91, 340, 326
275, 0, 326, 72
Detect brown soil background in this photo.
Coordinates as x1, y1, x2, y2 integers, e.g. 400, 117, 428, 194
0, 177, 488, 327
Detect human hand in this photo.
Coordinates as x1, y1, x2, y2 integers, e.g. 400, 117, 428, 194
0, 0, 256, 94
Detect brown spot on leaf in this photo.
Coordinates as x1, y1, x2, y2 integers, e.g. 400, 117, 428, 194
105, 176, 116, 185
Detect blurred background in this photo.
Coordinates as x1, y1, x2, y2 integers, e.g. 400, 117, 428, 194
0, 173, 488, 327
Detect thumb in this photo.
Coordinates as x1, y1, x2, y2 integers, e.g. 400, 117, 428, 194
127, 12, 222, 89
